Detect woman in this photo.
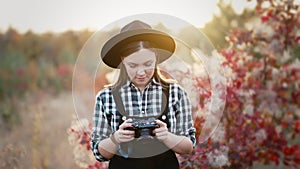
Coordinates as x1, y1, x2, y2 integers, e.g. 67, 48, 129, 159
91, 20, 196, 169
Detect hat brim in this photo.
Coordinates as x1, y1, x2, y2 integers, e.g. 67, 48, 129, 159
101, 29, 176, 68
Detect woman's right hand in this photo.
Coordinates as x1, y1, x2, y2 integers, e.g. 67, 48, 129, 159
113, 119, 135, 143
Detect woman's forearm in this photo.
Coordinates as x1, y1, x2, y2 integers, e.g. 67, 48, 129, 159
163, 132, 194, 154
98, 137, 118, 160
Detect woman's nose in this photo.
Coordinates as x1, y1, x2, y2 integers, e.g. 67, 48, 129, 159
136, 68, 146, 75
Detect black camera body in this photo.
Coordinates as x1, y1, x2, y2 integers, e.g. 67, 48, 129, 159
126, 118, 159, 139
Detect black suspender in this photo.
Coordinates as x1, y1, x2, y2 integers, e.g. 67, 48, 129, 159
111, 87, 126, 122
160, 86, 170, 128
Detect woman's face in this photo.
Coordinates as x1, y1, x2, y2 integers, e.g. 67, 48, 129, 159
122, 48, 156, 90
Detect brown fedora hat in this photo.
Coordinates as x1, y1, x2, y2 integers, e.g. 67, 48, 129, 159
101, 20, 176, 68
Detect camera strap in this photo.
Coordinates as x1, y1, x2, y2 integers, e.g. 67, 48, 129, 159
111, 85, 170, 128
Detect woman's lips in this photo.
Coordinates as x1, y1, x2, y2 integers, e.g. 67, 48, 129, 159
137, 77, 146, 81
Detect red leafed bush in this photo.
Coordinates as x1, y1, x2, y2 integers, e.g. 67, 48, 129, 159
179, 0, 300, 168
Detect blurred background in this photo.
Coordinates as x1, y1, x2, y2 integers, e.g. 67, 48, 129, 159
1, 0, 300, 169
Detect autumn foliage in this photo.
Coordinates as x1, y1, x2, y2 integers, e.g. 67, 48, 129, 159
179, 0, 300, 168
68, 0, 300, 168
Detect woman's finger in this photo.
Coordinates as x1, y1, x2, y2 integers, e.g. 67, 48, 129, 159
119, 118, 133, 129
120, 130, 134, 136
155, 119, 167, 128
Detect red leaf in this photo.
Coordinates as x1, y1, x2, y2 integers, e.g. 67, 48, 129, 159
294, 151, 300, 164
261, 16, 269, 22
283, 145, 299, 156
268, 150, 280, 166
295, 121, 300, 133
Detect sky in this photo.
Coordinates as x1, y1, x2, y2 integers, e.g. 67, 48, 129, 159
0, 0, 257, 33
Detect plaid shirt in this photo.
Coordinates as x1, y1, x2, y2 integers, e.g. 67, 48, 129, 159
91, 78, 196, 162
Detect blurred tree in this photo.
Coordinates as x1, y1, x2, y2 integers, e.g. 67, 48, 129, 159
0, 27, 94, 126
22, 30, 43, 91
0, 27, 26, 127
202, 0, 255, 50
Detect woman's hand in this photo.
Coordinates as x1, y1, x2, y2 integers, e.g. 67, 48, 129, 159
98, 119, 135, 159
153, 120, 169, 142
153, 120, 194, 154
113, 119, 135, 143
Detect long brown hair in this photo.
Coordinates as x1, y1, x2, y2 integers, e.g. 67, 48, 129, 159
110, 41, 175, 89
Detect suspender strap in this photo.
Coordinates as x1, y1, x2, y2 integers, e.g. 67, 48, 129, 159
111, 87, 126, 125
159, 86, 170, 128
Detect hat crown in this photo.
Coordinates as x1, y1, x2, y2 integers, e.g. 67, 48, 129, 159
120, 20, 151, 33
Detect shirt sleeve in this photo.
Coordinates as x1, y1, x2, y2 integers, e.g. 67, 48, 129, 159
174, 85, 196, 147
90, 90, 112, 162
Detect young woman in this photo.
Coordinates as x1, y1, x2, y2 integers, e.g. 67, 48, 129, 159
91, 20, 196, 169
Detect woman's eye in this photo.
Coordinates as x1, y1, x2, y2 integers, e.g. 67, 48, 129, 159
145, 62, 153, 67
128, 64, 137, 68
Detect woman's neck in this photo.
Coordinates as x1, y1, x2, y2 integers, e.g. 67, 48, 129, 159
138, 86, 145, 92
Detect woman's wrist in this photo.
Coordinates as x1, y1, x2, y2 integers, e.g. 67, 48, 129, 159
109, 131, 119, 145
161, 131, 172, 143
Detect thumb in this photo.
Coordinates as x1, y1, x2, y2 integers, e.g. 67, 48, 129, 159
155, 119, 166, 127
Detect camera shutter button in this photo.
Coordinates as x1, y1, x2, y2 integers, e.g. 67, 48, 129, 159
122, 116, 127, 121
162, 115, 166, 120
141, 111, 145, 114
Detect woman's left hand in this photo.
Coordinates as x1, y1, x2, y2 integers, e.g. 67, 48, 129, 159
153, 120, 169, 142
153, 120, 194, 154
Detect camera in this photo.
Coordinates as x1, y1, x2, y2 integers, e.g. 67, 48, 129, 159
126, 118, 159, 140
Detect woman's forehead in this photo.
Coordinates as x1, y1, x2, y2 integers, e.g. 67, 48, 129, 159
123, 49, 156, 63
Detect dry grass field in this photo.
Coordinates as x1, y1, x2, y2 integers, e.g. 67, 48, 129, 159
0, 91, 81, 169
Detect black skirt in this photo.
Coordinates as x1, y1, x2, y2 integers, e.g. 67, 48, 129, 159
109, 149, 180, 169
